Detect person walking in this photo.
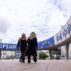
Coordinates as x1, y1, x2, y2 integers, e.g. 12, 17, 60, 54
17, 33, 27, 63
27, 32, 38, 63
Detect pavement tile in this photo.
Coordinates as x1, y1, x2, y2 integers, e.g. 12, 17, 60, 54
0, 60, 71, 71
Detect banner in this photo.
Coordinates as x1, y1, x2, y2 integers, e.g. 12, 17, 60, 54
38, 37, 55, 48
0, 43, 17, 51
55, 24, 71, 44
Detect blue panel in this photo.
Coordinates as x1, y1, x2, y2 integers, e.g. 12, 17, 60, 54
0, 43, 17, 51
38, 36, 55, 49
0, 37, 55, 50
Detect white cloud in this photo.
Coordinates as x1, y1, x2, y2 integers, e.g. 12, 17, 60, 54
0, 0, 71, 43
0, 18, 10, 34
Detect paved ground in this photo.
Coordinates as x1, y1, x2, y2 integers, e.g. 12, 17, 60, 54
0, 60, 71, 71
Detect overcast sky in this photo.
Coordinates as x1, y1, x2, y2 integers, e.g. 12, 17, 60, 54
0, 0, 71, 43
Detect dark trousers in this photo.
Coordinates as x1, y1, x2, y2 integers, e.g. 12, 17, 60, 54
28, 52, 37, 63
20, 52, 25, 62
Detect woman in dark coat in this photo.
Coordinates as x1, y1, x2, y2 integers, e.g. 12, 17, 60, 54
17, 33, 27, 63
27, 32, 38, 63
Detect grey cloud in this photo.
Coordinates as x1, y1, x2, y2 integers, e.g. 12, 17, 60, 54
49, 0, 71, 17
48, 0, 58, 5
0, 19, 10, 34
30, 24, 48, 38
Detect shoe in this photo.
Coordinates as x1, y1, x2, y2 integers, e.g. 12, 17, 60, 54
34, 61, 37, 63
22, 61, 25, 63
28, 61, 31, 64
20, 59, 25, 63
19, 59, 22, 62
34, 59, 37, 63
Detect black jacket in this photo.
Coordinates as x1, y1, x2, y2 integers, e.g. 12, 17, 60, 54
17, 39, 27, 52
27, 37, 38, 56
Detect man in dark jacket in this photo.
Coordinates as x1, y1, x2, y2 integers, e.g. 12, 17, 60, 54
27, 32, 38, 63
